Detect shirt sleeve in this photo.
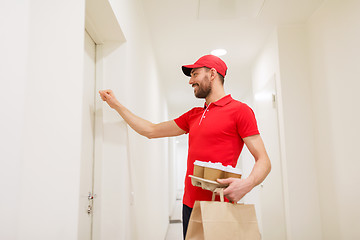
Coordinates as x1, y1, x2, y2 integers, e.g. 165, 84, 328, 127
174, 109, 192, 134
236, 104, 260, 138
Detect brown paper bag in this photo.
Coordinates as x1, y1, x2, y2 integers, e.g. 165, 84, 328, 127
185, 189, 261, 240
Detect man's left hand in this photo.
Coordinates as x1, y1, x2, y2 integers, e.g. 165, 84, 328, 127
217, 177, 255, 202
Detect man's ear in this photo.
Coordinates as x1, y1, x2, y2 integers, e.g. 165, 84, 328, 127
210, 68, 217, 80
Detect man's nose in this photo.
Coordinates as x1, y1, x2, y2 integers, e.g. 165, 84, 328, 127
189, 77, 195, 85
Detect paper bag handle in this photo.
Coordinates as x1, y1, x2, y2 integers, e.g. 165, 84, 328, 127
212, 188, 224, 202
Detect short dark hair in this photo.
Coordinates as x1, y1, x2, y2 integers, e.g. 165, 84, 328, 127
204, 67, 224, 85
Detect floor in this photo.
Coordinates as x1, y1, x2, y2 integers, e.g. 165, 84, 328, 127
164, 199, 183, 240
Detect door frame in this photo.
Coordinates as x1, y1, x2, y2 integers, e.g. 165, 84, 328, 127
82, 0, 125, 239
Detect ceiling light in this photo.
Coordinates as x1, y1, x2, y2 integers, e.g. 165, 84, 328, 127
211, 49, 227, 56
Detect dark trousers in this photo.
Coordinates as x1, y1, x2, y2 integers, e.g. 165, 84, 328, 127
182, 204, 193, 239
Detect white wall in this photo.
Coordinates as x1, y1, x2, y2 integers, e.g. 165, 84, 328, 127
307, 1, 360, 239
168, 137, 177, 213
0, 0, 86, 239
101, 1, 170, 239
174, 135, 188, 194
277, 26, 323, 240
252, 1, 360, 238
0, 0, 170, 239
0, 1, 29, 239
19, 0, 86, 239
251, 30, 289, 239
252, 26, 324, 239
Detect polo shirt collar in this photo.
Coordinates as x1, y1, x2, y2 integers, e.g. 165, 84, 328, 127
204, 94, 233, 108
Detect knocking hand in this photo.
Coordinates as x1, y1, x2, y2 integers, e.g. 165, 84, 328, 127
99, 89, 120, 109
217, 177, 255, 202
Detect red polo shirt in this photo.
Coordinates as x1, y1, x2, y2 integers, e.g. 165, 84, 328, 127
174, 94, 259, 208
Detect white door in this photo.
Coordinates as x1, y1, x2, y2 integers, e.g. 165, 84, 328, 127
254, 75, 287, 240
78, 30, 97, 240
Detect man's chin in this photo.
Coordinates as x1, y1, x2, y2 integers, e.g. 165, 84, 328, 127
193, 88, 209, 98
194, 93, 206, 99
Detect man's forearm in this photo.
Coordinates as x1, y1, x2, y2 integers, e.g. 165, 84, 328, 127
217, 134, 272, 202
113, 103, 155, 138
242, 134, 272, 188
247, 156, 271, 188
99, 89, 185, 139
217, 156, 271, 202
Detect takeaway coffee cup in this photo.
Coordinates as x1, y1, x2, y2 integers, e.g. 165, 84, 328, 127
193, 160, 206, 178
203, 162, 225, 181
224, 165, 242, 179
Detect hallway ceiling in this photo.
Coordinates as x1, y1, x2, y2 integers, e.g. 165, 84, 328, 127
141, 0, 324, 118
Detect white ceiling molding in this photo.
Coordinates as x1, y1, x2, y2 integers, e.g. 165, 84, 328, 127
85, 0, 125, 44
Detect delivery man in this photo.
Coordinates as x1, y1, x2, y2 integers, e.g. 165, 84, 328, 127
99, 55, 271, 239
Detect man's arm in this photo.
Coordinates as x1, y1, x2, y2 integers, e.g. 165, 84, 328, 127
217, 134, 271, 202
99, 89, 186, 139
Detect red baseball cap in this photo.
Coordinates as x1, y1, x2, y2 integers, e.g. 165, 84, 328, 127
182, 55, 228, 78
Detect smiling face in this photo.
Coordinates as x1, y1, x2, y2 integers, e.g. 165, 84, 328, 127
189, 67, 212, 99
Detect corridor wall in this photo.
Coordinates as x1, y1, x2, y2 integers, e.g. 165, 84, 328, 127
0, 1, 29, 239
0, 0, 170, 239
252, 26, 324, 240
252, 1, 360, 239
307, 1, 360, 239
276, 26, 323, 240
2, 1, 86, 239
252, 30, 291, 240
104, 0, 170, 239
